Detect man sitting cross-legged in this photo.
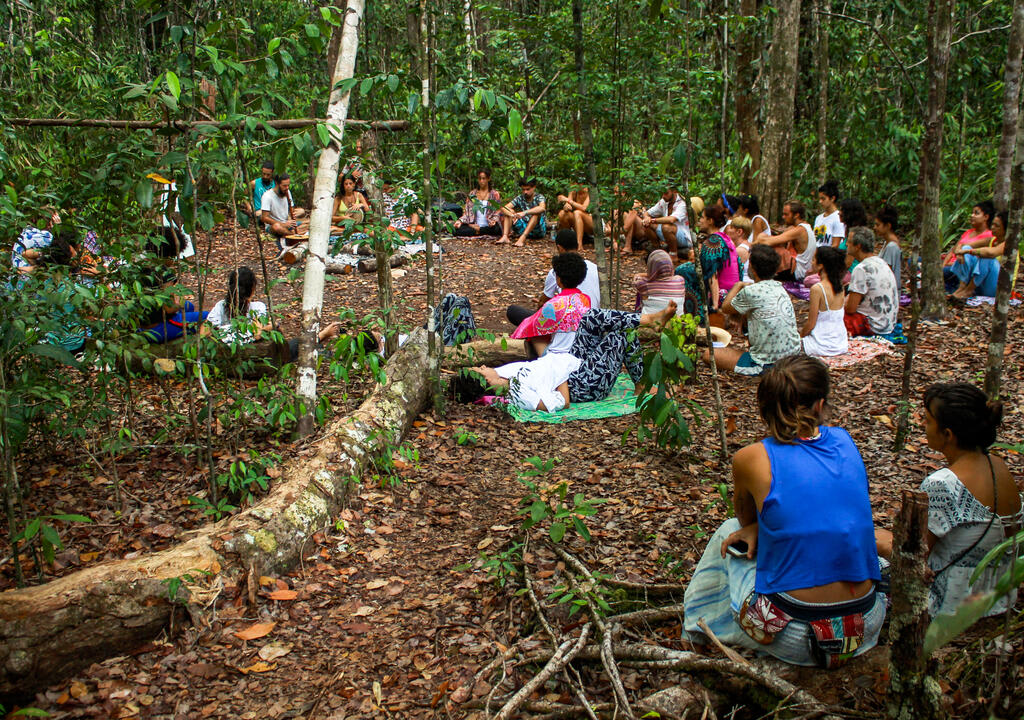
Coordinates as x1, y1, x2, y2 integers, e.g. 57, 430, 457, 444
498, 177, 547, 247
844, 226, 898, 337
639, 185, 692, 260
471, 302, 677, 412
754, 200, 815, 284
261, 173, 308, 245
508, 252, 592, 358
703, 244, 801, 376
506, 229, 601, 341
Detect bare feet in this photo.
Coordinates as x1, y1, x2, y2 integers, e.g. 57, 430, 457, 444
513, 235, 526, 247
495, 235, 510, 245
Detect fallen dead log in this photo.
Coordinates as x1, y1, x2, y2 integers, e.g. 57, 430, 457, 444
443, 336, 529, 368
0, 329, 431, 698
356, 254, 407, 273
121, 337, 289, 379
7, 117, 409, 132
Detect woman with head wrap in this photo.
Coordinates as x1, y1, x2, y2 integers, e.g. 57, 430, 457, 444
634, 248, 687, 315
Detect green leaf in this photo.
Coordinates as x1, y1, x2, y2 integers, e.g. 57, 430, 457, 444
18, 517, 41, 542
170, 25, 183, 44
923, 592, 998, 655
159, 93, 178, 112
316, 123, 331, 147
48, 514, 91, 523
26, 343, 80, 367
672, 143, 688, 169
387, 74, 399, 92
572, 516, 591, 542
507, 109, 523, 144
166, 71, 181, 99
549, 521, 566, 543
268, 37, 281, 54
530, 500, 548, 523
41, 523, 62, 551
360, 77, 373, 96
407, 91, 420, 115
13, 709, 51, 717
304, 23, 320, 38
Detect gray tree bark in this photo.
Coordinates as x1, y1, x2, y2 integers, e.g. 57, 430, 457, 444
917, 0, 954, 320
994, 0, 1024, 211
985, 104, 1024, 399
296, 0, 365, 436
814, 0, 830, 184
734, 0, 761, 194
756, 0, 801, 221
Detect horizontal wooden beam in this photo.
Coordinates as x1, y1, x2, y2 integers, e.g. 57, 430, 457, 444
4, 117, 409, 132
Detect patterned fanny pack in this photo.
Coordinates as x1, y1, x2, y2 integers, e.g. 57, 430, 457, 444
737, 590, 875, 668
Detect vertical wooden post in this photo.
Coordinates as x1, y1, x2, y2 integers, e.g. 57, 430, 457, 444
994, 0, 1024, 211
887, 489, 944, 720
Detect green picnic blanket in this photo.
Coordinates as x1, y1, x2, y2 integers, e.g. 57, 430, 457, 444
504, 373, 638, 424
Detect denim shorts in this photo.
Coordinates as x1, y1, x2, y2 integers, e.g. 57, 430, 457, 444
656, 222, 692, 249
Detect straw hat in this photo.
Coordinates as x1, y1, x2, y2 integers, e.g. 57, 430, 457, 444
709, 326, 732, 347
690, 196, 705, 216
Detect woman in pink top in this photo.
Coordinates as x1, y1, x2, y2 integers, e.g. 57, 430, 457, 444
698, 205, 740, 310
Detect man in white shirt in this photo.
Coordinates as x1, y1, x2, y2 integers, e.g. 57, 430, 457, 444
261, 174, 308, 240
506, 229, 600, 330
640, 186, 692, 259
813, 179, 845, 248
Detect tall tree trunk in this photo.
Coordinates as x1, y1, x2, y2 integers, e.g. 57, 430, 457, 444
734, 0, 761, 194
994, 0, 1024, 211
296, 0, 365, 437
756, 0, 801, 221
984, 105, 1024, 399
719, 0, 729, 192
917, 0, 953, 321
463, 0, 474, 78
572, 0, 608, 301
813, 0, 829, 184
420, 0, 442, 411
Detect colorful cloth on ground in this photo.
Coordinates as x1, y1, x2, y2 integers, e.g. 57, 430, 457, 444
13, 226, 53, 270
511, 288, 590, 340
782, 280, 811, 300
819, 337, 893, 369
566, 308, 644, 402
382, 187, 418, 230
502, 372, 638, 424
965, 295, 1024, 307
459, 189, 502, 227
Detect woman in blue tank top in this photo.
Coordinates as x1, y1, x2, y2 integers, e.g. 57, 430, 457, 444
683, 355, 885, 667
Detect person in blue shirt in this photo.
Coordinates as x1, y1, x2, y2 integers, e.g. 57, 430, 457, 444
244, 160, 276, 216
683, 355, 885, 667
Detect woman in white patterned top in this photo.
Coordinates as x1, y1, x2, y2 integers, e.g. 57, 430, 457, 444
876, 383, 1022, 617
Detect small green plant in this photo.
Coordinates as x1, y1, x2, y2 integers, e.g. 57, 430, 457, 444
517, 457, 605, 542
480, 540, 524, 587
161, 568, 213, 603
14, 513, 92, 565
216, 451, 281, 505
454, 427, 479, 445
549, 568, 613, 617
187, 494, 239, 520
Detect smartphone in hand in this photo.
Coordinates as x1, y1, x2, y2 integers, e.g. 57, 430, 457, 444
726, 540, 750, 558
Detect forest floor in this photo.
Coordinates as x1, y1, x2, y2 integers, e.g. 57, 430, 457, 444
7, 226, 1024, 719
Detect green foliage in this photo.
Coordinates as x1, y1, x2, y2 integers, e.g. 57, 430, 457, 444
516, 457, 605, 543
161, 568, 213, 604
13, 514, 92, 565
549, 568, 613, 618
480, 540, 524, 588
454, 427, 479, 445
629, 314, 705, 449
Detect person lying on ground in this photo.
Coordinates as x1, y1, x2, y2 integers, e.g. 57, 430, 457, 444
14, 208, 62, 273
754, 200, 815, 285
137, 228, 207, 343
380, 178, 421, 237
634, 249, 686, 315
844, 227, 898, 337
453, 168, 503, 237
800, 246, 848, 358
874, 204, 903, 291
498, 177, 547, 247
640, 185, 692, 259
510, 252, 591, 358
703, 244, 801, 375
472, 302, 677, 412
555, 182, 594, 247
684, 355, 886, 667
696, 204, 740, 310
243, 160, 275, 217
507, 229, 600, 331
875, 383, 1022, 619
949, 209, 1007, 299
813, 179, 845, 249
261, 174, 309, 242
943, 200, 995, 293
735, 194, 771, 252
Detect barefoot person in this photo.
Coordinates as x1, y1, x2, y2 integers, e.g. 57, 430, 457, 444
555, 182, 594, 247
640, 185, 692, 259
499, 178, 548, 246
472, 302, 677, 411
684, 355, 886, 667
754, 200, 815, 284
453, 168, 503, 237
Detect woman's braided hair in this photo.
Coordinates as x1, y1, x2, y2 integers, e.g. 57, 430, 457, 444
756, 355, 831, 443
